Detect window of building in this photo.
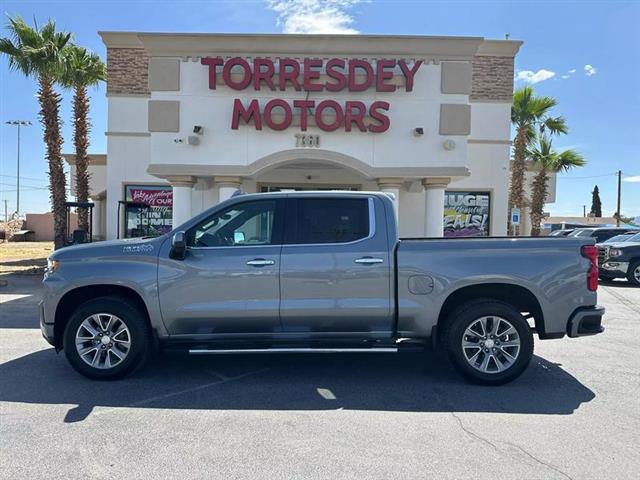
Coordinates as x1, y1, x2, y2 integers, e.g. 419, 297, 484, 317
290, 198, 369, 244
443, 191, 491, 237
123, 185, 173, 238
189, 200, 277, 247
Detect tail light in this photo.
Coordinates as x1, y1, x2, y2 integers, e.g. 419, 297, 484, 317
581, 245, 598, 291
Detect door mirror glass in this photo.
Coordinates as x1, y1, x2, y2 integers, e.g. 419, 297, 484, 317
170, 231, 187, 260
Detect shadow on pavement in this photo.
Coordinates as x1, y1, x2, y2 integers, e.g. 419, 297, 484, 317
0, 348, 595, 423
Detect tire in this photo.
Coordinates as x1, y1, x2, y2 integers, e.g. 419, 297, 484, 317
63, 296, 151, 380
442, 299, 534, 385
626, 261, 640, 287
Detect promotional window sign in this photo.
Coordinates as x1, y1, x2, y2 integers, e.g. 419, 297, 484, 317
124, 185, 173, 237
443, 191, 491, 237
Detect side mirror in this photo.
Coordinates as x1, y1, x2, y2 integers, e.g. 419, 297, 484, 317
170, 231, 187, 260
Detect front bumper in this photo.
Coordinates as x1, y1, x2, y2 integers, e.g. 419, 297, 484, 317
599, 261, 629, 277
39, 300, 56, 346
567, 305, 605, 338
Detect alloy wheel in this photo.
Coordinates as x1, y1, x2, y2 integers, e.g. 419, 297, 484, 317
461, 316, 521, 374
75, 313, 131, 369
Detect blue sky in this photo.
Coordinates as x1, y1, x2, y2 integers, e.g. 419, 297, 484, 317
1, 0, 639, 218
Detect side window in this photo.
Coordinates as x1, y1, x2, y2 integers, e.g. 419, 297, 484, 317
293, 198, 370, 244
188, 200, 276, 247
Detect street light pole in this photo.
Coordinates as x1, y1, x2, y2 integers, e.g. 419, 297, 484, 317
5, 120, 32, 216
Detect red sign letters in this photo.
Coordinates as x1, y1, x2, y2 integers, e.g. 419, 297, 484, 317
200, 57, 422, 133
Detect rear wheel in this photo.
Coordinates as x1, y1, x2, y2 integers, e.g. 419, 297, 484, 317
443, 299, 534, 385
626, 261, 640, 287
63, 296, 150, 380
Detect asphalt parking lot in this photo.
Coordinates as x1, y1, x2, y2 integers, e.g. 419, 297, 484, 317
1, 275, 639, 480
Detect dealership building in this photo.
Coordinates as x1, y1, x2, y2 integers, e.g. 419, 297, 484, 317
73, 32, 522, 239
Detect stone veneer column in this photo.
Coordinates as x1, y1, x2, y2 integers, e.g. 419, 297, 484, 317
423, 178, 450, 237
215, 176, 243, 203
377, 178, 404, 221
168, 176, 196, 229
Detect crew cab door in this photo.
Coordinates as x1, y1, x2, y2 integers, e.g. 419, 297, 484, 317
279, 195, 393, 337
158, 198, 284, 336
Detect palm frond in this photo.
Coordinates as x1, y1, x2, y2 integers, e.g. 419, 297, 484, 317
553, 149, 586, 172
542, 116, 568, 135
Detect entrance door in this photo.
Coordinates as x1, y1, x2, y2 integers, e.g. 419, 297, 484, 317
158, 198, 284, 336
279, 195, 393, 337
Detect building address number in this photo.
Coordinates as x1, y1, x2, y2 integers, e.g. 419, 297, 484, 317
295, 133, 320, 148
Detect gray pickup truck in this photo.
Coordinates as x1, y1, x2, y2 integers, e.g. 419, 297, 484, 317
41, 191, 604, 384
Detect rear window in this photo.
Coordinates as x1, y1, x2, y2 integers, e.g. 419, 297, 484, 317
291, 198, 370, 244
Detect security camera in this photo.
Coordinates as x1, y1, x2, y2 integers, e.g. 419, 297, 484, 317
413, 127, 424, 136
193, 125, 203, 135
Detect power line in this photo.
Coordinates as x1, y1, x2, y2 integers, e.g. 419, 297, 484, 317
558, 173, 618, 180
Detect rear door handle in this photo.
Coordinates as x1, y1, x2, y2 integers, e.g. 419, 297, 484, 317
246, 258, 275, 266
354, 257, 384, 265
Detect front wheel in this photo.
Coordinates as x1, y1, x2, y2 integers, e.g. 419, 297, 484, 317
626, 261, 640, 287
443, 299, 534, 385
63, 296, 151, 380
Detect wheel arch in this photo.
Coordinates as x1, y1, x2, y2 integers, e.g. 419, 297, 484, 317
437, 283, 546, 341
53, 284, 151, 350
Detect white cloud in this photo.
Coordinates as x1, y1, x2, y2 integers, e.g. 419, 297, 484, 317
266, 0, 367, 34
584, 64, 597, 76
561, 74, 570, 79
516, 69, 556, 84
568, 68, 576, 74
623, 175, 640, 183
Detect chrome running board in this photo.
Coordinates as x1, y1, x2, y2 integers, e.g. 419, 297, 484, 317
188, 347, 398, 355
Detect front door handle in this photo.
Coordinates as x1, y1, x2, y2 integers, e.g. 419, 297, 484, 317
354, 256, 384, 265
246, 258, 275, 266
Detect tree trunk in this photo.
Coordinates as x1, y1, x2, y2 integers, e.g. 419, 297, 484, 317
529, 169, 549, 236
508, 127, 527, 236
73, 84, 91, 231
38, 76, 67, 249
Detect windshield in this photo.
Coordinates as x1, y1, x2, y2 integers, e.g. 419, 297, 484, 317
624, 232, 640, 242
604, 234, 633, 243
569, 229, 594, 237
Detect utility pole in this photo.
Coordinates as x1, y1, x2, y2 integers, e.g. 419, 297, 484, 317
3, 199, 7, 224
582, 205, 586, 217
616, 170, 622, 227
5, 120, 32, 216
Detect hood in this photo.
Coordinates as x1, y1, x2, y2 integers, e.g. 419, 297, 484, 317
49, 236, 166, 261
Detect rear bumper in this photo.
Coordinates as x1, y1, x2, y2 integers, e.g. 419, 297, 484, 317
567, 305, 605, 338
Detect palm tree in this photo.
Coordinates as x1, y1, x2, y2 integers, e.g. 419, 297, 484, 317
0, 16, 71, 249
528, 135, 585, 235
60, 46, 106, 232
510, 86, 568, 235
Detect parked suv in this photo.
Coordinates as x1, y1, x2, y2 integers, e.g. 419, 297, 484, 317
597, 232, 640, 285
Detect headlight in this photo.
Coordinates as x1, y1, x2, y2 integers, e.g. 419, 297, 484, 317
609, 248, 623, 258
46, 259, 60, 273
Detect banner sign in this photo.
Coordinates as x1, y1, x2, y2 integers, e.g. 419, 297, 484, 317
124, 185, 173, 237
200, 57, 423, 133
128, 187, 173, 207
443, 191, 491, 237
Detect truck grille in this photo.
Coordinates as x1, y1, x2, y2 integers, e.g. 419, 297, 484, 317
597, 246, 609, 265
